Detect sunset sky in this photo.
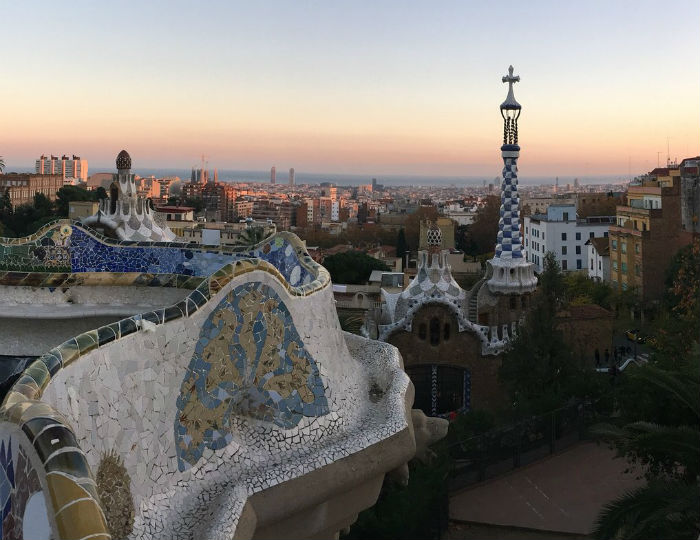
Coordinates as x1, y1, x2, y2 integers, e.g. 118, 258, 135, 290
1, 0, 698, 177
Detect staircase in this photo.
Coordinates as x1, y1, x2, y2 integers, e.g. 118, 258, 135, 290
468, 278, 487, 323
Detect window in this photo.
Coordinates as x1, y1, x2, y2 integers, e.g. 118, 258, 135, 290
613, 261, 618, 271
621, 242, 627, 254
604, 232, 609, 238
542, 232, 545, 240
562, 246, 567, 255
643, 223, 647, 231
621, 262, 627, 274
575, 245, 581, 255
635, 264, 640, 276
576, 232, 581, 241
590, 259, 594, 270
563, 212, 569, 221
599, 261, 602, 270
562, 232, 567, 241
525, 239, 528, 246
429, 317, 440, 346
622, 282, 628, 291
525, 227, 528, 234
589, 232, 595, 239
635, 243, 640, 254
562, 260, 568, 270
577, 259, 582, 269
612, 239, 617, 250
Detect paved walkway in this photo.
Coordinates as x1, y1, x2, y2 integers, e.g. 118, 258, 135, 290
449, 442, 644, 536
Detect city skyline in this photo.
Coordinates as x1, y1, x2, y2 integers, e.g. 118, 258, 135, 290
1, 1, 698, 176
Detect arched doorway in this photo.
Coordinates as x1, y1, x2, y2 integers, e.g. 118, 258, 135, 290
405, 365, 471, 416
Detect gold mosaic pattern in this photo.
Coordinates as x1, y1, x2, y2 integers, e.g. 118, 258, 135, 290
174, 282, 329, 470
96, 450, 134, 539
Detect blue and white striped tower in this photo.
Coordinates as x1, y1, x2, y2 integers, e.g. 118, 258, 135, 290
486, 66, 537, 295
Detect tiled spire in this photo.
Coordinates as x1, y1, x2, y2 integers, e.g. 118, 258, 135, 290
495, 65, 523, 260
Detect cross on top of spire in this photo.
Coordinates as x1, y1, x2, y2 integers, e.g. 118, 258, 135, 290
500, 65, 521, 110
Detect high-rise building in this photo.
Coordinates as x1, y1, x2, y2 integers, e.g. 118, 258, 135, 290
289, 168, 295, 186
270, 166, 276, 184
35, 154, 88, 181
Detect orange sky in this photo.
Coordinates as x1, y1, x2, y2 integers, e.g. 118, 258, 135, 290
1, 1, 698, 176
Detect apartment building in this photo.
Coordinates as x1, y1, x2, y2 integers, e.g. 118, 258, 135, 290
523, 204, 613, 272
35, 154, 88, 181
0, 173, 66, 208
609, 168, 691, 301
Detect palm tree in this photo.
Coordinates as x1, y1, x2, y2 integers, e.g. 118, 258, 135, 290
590, 352, 700, 540
234, 225, 268, 246
0, 156, 5, 173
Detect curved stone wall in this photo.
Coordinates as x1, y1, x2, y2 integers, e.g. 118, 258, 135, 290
0, 225, 415, 539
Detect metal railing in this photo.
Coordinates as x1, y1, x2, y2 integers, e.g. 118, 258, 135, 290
446, 401, 594, 493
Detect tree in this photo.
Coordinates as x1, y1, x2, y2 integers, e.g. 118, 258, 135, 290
589, 244, 700, 540
166, 196, 205, 214
648, 237, 700, 372
563, 272, 613, 309
499, 254, 579, 414
539, 251, 566, 310
33, 192, 54, 216
234, 226, 268, 246
322, 251, 390, 285
95, 186, 108, 200
463, 195, 500, 256
0, 156, 5, 173
403, 206, 438, 251
590, 351, 700, 540
396, 229, 408, 260
55, 185, 96, 217
0, 188, 11, 217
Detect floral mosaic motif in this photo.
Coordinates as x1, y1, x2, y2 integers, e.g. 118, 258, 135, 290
0, 437, 43, 540
174, 281, 329, 471
0, 224, 71, 272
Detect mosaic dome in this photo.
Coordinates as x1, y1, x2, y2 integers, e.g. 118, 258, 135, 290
116, 150, 132, 170
426, 222, 442, 248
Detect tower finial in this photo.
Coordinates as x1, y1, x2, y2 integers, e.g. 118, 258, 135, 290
500, 65, 521, 111
500, 65, 521, 146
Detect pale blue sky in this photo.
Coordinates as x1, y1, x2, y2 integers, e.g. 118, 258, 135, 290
1, 0, 698, 175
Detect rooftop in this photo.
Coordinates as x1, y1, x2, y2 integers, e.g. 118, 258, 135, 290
585, 236, 610, 256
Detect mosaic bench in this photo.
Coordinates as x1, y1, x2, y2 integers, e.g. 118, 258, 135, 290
0, 224, 443, 539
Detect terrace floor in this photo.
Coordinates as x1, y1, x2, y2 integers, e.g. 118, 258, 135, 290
449, 442, 644, 538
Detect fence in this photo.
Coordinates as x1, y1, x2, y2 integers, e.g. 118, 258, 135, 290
446, 401, 594, 493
